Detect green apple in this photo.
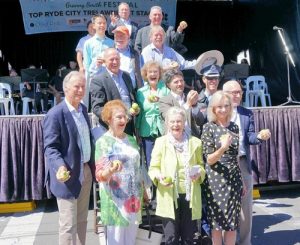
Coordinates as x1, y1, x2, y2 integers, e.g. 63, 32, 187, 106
129, 108, 136, 114
131, 103, 139, 110
163, 176, 173, 184
56, 170, 70, 181
148, 94, 156, 102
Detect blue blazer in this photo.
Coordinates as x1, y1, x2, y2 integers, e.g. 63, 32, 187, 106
43, 100, 95, 199
237, 106, 261, 173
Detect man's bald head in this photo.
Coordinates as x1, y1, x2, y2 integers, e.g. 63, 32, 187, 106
223, 80, 244, 107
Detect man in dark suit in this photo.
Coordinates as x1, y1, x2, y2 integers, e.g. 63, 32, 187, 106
90, 48, 137, 136
223, 80, 271, 245
134, 5, 187, 54
108, 2, 139, 48
43, 71, 95, 245
159, 69, 205, 138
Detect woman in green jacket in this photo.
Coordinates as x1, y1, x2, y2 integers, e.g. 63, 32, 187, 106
148, 106, 205, 244
136, 61, 169, 168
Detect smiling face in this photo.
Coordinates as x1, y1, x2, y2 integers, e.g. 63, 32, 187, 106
223, 80, 243, 108
149, 8, 163, 25
93, 16, 107, 36
167, 75, 185, 95
150, 29, 165, 49
167, 113, 185, 140
114, 31, 129, 50
202, 76, 219, 95
104, 49, 120, 74
213, 97, 231, 123
108, 107, 128, 136
64, 75, 86, 108
118, 3, 130, 20
146, 65, 160, 87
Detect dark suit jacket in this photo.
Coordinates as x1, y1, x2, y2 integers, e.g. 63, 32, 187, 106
237, 106, 261, 173
107, 19, 139, 47
90, 69, 136, 135
43, 100, 95, 199
134, 24, 184, 53
158, 93, 205, 138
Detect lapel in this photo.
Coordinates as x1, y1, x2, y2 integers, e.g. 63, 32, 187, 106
188, 137, 197, 164
104, 70, 121, 99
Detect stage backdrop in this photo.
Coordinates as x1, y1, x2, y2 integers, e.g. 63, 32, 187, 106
19, 0, 177, 34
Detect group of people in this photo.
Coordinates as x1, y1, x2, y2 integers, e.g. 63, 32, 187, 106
43, 2, 271, 245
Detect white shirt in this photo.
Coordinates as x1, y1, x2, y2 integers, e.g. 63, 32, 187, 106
231, 108, 246, 156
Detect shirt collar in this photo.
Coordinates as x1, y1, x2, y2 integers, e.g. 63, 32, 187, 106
95, 34, 106, 41
106, 68, 121, 79
121, 18, 130, 24
150, 43, 164, 53
171, 91, 185, 101
65, 98, 82, 113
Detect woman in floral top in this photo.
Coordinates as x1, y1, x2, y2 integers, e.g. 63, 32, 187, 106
95, 100, 143, 245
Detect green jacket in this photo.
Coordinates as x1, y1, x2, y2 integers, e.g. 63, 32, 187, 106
136, 81, 169, 137
148, 135, 205, 220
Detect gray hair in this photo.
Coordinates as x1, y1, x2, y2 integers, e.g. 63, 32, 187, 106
150, 6, 162, 15
207, 91, 233, 123
149, 25, 166, 40
165, 106, 187, 125
63, 71, 85, 92
163, 69, 183, 84
118, 2, 129, 11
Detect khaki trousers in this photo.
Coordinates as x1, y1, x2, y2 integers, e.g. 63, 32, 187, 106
56, 163, 92, 245
238, 156, 253, 245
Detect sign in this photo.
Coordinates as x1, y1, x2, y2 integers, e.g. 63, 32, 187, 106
19, 0, 177, 35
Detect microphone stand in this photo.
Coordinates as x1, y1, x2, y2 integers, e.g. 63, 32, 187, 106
275, 28, 300, 105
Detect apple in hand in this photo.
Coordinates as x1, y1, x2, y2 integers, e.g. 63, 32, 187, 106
132, 103, 139, 110
130, 103, 140, 115
111, 160, 122, 171
56, 169, 70, 182
163, 176, 173, 185
148, 94, 157, 103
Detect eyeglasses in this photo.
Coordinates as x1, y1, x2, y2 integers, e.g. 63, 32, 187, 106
226, 90, 243, 96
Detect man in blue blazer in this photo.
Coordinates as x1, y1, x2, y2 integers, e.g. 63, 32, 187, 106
223, 80, 271, 245
43, 71, 95, 245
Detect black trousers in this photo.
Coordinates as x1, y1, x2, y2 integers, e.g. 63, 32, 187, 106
161, 194, 197, 245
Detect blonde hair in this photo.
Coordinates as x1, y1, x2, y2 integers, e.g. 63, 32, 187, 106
207, 91, 233, 123
141, 61, 163, 82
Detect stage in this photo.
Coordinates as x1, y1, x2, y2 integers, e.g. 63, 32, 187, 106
0, 106, 300, 202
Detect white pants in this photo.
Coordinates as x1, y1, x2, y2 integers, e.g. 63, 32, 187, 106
238, 156, 253, 245
106, 223, 139, 245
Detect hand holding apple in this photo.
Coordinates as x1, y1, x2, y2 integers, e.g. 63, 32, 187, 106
257, 129, 271, 140
110, 160, 122, 172
148, 94, 159, 103
56, 166, 70, 182
130, 103, 140, 116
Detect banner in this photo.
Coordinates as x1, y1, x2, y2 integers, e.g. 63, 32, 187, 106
19, 0, 177, 35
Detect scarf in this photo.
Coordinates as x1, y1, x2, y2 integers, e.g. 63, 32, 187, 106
168, 132, 191, 201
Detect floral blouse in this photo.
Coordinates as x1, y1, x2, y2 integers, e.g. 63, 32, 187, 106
95, 132, 143, 226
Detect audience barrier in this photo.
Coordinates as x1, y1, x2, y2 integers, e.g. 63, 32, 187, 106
0, 107, 300, 202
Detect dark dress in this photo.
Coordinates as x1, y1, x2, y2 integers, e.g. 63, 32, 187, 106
201, 121, 243, 231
